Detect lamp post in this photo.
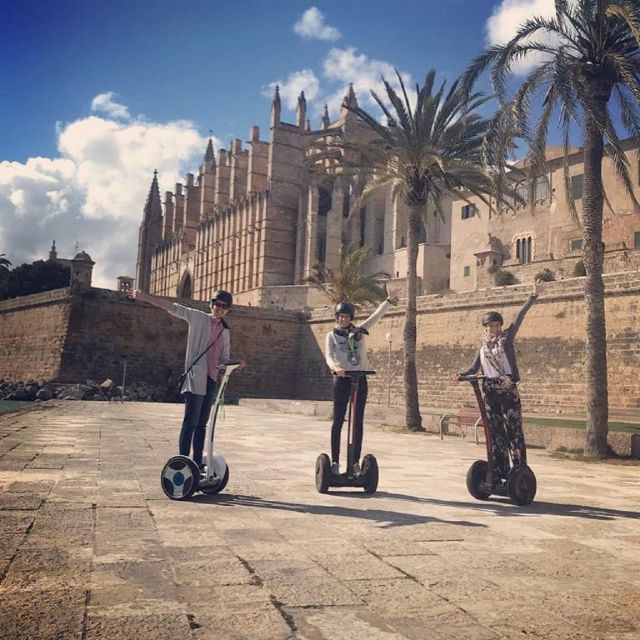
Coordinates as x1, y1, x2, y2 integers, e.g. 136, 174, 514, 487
385, 330, 395, 406
121, 354, 128, 401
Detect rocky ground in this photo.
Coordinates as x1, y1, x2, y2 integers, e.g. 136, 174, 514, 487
0, 401, 639, 640
0, 379, 178, 403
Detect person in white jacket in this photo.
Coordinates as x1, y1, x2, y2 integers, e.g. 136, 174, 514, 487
325, 289, 399, 476
130, 288, 241, 469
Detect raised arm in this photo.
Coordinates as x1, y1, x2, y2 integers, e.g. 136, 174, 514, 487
129, 289, 173, 312
509, 280, 545, 336
358, 288, 400, 331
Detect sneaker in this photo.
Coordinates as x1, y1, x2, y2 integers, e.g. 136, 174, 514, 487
331, 462, 339, 475
352, 462, 361, 476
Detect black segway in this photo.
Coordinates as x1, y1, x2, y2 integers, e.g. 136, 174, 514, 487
460, 374, 537, 506
161, 361, 243, 500
315, 370, 379, 495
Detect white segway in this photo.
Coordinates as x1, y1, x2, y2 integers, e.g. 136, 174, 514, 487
161, 361, 243, 500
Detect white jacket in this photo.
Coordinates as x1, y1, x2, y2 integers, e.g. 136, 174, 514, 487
169, 303, 231, 395
325, 299, 392, 373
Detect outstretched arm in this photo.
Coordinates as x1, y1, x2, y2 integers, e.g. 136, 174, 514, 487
129, 289, 173, 312
510, 280, 545, 336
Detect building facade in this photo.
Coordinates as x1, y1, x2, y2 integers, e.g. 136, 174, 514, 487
450, 140, 640, 292
135, 86, 453, 307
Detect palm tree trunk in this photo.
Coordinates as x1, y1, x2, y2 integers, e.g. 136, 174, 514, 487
582, 99, 609, 458
402, 206, 423, 431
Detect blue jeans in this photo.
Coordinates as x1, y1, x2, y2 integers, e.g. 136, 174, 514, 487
179, 377, 217, 465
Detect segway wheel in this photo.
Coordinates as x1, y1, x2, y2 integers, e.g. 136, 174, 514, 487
161, 455, 200, 500
315, 453, 331, 494
361, 454, 379, 494
199, 464, 230, 495
507, 464, 537, 506
466, 460, 492, 501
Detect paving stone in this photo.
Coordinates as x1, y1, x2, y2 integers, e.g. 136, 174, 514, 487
0, 587, 85, 640
85, 614, 192, 640
0, 402, 639, 640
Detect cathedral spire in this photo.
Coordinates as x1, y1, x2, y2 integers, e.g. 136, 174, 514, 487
143, 170, 162, 223
321, 104, 330, 129
202, 137, 216, 173
270, 85, 281, 127
341, 83, 359, 117
296, 90, 307, 129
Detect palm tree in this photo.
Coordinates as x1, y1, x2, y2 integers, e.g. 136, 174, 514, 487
0, 254, 11, 299
343, 70, 495, 431
463, 0, 640, 458
305, 245, 389, 307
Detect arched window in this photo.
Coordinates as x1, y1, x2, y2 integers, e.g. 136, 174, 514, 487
515, 235, 534, 264
179, 272, 192, 299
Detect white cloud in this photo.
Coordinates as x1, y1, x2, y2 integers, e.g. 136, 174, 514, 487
0, 96, 220, 289
263, 47, 415, 125
262, 69, 320, 109
322, 47, 415, 115
487, 0, 558, 74
293, 7, 341, 41
90, 91, 131, 119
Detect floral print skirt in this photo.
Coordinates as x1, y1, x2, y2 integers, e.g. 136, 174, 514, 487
482, 378, 527, 480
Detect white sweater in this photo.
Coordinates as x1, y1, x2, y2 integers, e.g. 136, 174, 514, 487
325, 300, 392, 373
169, 303, 231, 395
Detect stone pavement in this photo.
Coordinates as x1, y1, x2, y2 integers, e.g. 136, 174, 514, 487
0, 401, 639, 640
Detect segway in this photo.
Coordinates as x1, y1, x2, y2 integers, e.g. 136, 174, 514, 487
460, 374, 537, 506
315, 370, 379, 495
161, 361, 243, 500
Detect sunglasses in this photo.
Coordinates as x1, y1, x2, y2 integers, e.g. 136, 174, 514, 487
212, 301, 230, 309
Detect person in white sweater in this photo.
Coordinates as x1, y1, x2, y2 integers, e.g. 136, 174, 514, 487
130, 288, 242, 469
325, 289, 399, 475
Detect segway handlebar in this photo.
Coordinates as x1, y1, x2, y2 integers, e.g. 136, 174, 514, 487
333, 370, 376, 376
458, 374, 485, 383
217, 360, 244, 370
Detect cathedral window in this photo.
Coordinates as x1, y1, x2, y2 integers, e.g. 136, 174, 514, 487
515, 235, 534, 264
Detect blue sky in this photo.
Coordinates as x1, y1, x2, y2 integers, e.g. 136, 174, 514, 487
0, 0, 556, 287
1, 0, 496, 162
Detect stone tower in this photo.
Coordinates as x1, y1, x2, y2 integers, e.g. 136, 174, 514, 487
70, 251, 95, 290
135, 170, 163, 292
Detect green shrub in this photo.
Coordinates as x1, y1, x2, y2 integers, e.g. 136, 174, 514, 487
493, 269, 518, 286
535, 268, 555, 282
573, 260, 586, 277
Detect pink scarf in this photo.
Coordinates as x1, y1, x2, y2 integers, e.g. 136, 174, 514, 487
206, 318, 225, 381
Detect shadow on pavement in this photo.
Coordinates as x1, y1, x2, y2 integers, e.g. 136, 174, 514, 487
367, 491, 640, 521
191, 493, 488, 530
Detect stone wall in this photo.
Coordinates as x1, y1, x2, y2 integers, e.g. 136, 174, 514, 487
494, 247, 640, 287
2, 275, 639, 419
299, 273, 640, 419
0, 288, 72, 381
1, 287, 306, 400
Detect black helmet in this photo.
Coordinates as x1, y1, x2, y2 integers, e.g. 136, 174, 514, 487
211, 290, 233, 307
482, 311, 503, 326
335, 301, 355, 319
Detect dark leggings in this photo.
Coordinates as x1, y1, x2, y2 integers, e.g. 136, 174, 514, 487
482, 379, 527, 479
179, 377, 217, 465
331, 375, 368, 466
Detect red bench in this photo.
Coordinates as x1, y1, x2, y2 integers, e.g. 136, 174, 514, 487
439, 406, 483, 443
